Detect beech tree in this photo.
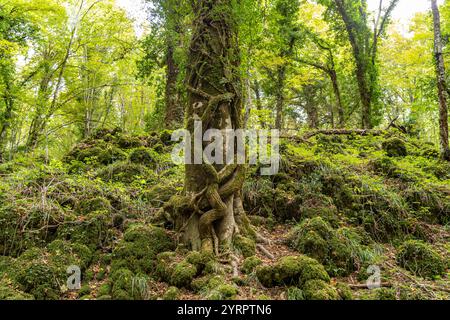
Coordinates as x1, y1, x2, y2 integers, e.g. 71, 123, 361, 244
431, 0, 450, 160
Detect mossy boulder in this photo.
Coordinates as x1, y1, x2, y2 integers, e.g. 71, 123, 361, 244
57, 210, 113, 250
111, 224, 175, 274
98, 146, 127, 165
302, 280, 340, 300
171, 261, 197, 288
397, 240, 447, 279
191, 275, 238, 300
8, 241, 92, 300
96, 162, 151, 183
241, 256, 262, 274
256, 255, 330, 288
76, 197, 112, 214
129, 147, 155, 166
382, 138, 407, 157
288, 217, 357, 276
110, 268, 134, 300
233, 236, 256, 258
156, 252, 199, 288
163, 286, 180, 300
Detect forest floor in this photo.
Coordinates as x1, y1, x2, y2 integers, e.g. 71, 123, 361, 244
0, 128, 449, 300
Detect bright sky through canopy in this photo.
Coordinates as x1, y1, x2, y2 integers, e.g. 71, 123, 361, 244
116, 0, 444, 36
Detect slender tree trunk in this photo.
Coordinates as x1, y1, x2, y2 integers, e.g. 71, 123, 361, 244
334, 0, 372, 129
329, 69, 345, 128
0, 84, 14, 161
164, 43, 182, 128
275, 65, 286, 130
253, 79, 266, 128
244, 73, 253, 127
432, 0, 450, 160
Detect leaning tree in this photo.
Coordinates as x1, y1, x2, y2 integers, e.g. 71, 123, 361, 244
155, 0, 265, 257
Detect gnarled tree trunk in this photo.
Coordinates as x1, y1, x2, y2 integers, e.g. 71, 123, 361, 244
177, 0, 251, 254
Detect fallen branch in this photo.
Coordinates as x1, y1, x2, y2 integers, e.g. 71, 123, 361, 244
348, 283, 392, 290
302, 129, 384, 140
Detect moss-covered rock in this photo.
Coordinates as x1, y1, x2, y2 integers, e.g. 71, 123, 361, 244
336, 283, 353, 300
191, 275, 238, 300
288, 217, 358, 276
302, 280, 340, 300
77, 197, 112, 214
110, 268, 134, 300
170, 261, 197, 288
163, 286, 180, 300
111, 224, 175, 274
8, 241, 92, 300
97, 283, 112, 297
96, 162, 151, 183
397, 240, 446, 279
129, 147, 155, 166
233, 236, 256, 258
98, 146, 127, 165
382, 138, 407, 157
256, 255, 330, 288
57, 210, 113, 250
241, 256, 262, 274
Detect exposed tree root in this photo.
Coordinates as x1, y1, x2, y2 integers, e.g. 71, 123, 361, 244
257, 244, 275, 260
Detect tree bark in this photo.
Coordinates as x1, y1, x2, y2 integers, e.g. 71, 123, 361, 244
253, 79, 266, 128
431, 0, 450, 160
164, 43, 183, 128
334, 0, 372, 129
180, 0, 248, 253
275, 65, 286, 130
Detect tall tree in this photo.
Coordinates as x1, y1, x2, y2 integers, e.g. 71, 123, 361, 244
431, 0, 450, 160
324, 0, 398, 129
141, 0, 189, 129
164, 0, 254, 254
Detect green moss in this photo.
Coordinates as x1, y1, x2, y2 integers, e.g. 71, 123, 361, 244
286, 287, 305, 300
8, 241, 92, 300
375, 288, 397, 300
288, 217, 357, 277
96, 161, 151, 183
78, 285, 91, 296
336, 283, 353, 300
191, 275, 238, 300
170, 261, 197, 288
129, 147, 155, 166
98, 146, 127, 165
233, 236, 256, 258
302, 280, 340, 300
110, 268, 134, 300
97, 283, 111, 296
207, 284, 238, 300
256, 255, 330, 288
77, 197, 112, 214
397, 240, 446, 279
156, 251, 177, 280
0, 277, 34, 300
382, 138, 407, 157
112, 224, 175, 275
116, 135, 144, 149
57, 210, 113, 250
163, 286, 180, 300
241, 256, 262, 274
